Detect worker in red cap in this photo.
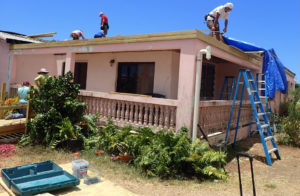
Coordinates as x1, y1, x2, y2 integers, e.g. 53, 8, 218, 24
205, 2, 234, 41
99, 12, 109, 37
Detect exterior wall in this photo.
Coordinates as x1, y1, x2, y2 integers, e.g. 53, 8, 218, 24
0, 40, 9, 84
75, 50, 179, 99
13, 54, 57, 85
271, 70, 296, 113
8, 36, 264, 134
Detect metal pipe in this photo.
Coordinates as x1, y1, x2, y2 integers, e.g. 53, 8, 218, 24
192, 46, 211, 142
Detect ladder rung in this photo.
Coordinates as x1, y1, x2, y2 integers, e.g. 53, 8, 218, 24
268, 148, 277, 154
261, 124, 269, 129
265, 136, 274, 142
251, 90, 257, 93
258, 73, 266, 75
254, 101, 261, 104
258, 112, 265, 116
248, 79, 254, 82
258, 80, 266, 83
259, 96, 267, 99
259, 88, 266, 90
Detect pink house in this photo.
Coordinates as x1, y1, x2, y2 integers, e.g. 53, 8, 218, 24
1, 30, 295, 143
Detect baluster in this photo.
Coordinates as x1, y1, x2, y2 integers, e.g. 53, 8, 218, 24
159, 105, 164, 129
143, 104, 149, 126
164, 106, 170, 129
87, 97, 91, 114
124, 102, 129, 123
154, 105, 159, 127
138, 104, 143, 125
134, 103, 138, 124
116, 101, 121, 121
170, 107, 175, 129
129, 102, 134, 123
92, 97, 96, 114
100, 99, 104, 118
107, 100, 111, 118
148, 104, 153, 126
120, 101, 125, 122
111, 100, 116, 120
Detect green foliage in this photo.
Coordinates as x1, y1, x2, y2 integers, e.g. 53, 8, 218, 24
277, 88, 300, 147
20, 72, 98, 150
97, 122, 228, 180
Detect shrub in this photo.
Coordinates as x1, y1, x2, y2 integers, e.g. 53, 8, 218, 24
97, 121, 228, 180
277, 88, 300, 147
20, 72, 98, 150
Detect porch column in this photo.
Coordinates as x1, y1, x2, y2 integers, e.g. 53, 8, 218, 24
55, 54, 66, 76
6, 53, 17, 94
176, 46, 197, 134
65, 52, 75, 74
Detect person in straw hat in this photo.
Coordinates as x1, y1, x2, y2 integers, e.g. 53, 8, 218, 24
34, 68, 50, 88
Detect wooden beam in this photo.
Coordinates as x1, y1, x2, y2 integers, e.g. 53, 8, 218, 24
1, 83, 6, 102
0, 83, 6, 118
26, 32, 56, 38
0, 124, 25, 136
0, 105, 27, 110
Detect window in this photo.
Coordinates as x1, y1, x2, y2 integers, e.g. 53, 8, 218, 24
74, 62, 88, 89
117, 62, 155, 95
200, 63, 215, 100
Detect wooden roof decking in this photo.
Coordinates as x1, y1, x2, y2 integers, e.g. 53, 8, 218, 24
10, 30, 262, 67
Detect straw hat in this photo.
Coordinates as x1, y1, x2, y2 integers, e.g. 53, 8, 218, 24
38, 68, 49, 74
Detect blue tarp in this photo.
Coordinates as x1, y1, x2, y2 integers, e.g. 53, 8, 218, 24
223, 36, 288, 98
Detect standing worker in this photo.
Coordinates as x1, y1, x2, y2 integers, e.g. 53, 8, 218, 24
205, 2, 234, 41
99, 12, 109, 37
17, 81, 30, 116
34, 68, 50, 88
70, 30, 85, 40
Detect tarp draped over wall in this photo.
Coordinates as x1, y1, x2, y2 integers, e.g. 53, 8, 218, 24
223, 36, 287, 99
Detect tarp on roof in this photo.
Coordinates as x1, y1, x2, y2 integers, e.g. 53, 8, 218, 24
223, 36, 287, 98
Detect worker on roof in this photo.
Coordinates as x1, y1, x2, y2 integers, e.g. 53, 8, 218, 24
205, 2, 234, 41
34, 68, 50, 88
70, 30, 85, 40
99, 12, 109, 37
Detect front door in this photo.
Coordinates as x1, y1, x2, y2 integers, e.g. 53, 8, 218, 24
74, 62, 88, 89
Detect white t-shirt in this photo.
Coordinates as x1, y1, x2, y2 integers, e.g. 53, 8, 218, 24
72, 30, 83, 36
207, 5, 230, 20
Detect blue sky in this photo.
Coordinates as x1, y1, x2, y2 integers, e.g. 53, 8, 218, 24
1, 0, 299, 82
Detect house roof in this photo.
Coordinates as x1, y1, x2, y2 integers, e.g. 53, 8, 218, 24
0, 31, 43, 44
285, 67, 296, 77
9, 30, 262, 66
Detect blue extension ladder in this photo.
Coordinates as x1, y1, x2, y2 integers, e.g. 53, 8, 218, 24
219, 76, 236, 100
249, 73, 276, 137
224, 69, 281, 166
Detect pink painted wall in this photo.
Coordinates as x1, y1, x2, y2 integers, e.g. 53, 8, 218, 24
13, 54, 57, 85
0, 40, 9, 84
75, 50, 180, 99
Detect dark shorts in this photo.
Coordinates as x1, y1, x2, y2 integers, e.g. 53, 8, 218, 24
206, 20, 220, 32
101, 23, 109, 35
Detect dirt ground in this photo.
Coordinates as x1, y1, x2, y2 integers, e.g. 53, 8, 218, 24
0, 136, 300, 196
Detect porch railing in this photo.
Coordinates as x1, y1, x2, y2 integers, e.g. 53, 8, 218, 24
198, 100, 252, 135
79, 91, 178, 130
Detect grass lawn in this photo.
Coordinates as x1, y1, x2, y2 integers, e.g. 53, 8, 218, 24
1, 135, 300, 196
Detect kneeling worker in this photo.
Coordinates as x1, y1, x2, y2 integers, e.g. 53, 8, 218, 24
70, 30, 85, 40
